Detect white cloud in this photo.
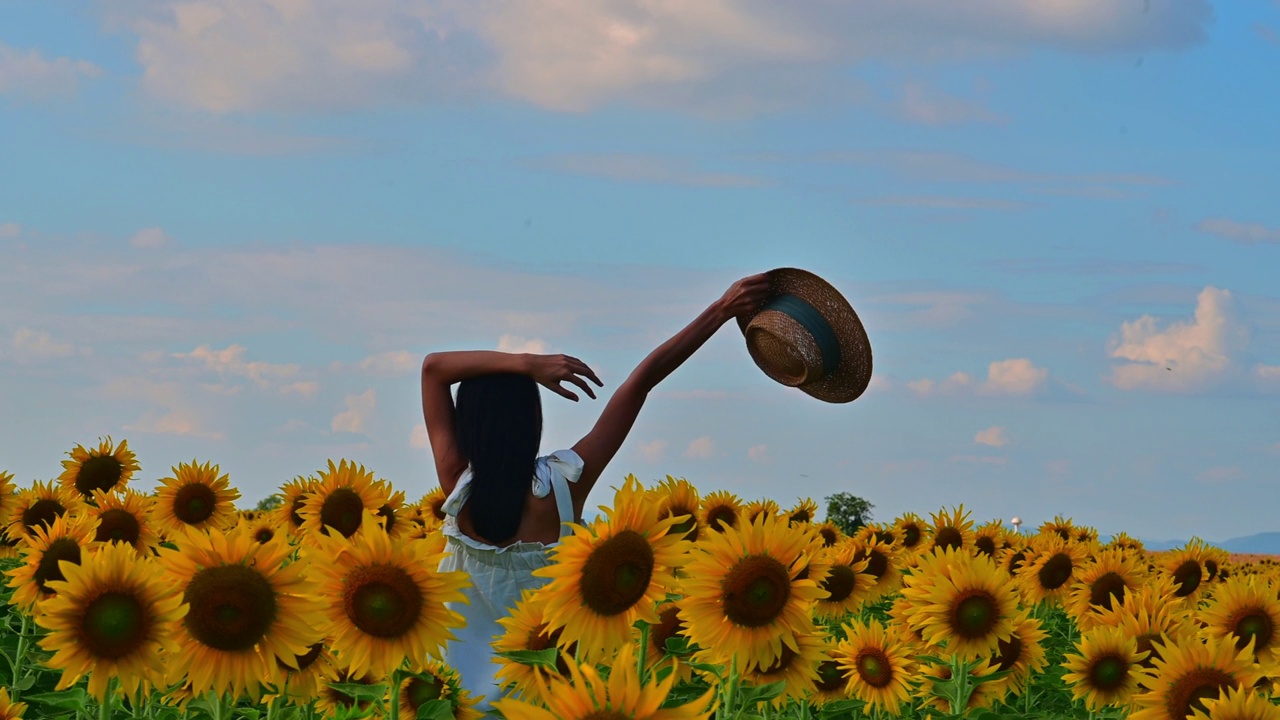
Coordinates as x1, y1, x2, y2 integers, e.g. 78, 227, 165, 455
683, 435, 715, 459
637, 439, 668, 463
1109, 286, 1250, 392
907, 371, 974, 397
1196, 217, 1280, 245
110, 1, 1210, 116
981, 358, 1049, 395
332, 389, 377, 434
173, 344, 301, 387
104, 376, 225, 440
356, 350, 420, 376
129, 227, 172, 249
0, 223, 20, 238
279, 381, 320, 398
895, 81, 1006, 126
974, 426, 1010, 447
409, 423, 430, 449
747, 443, 768, 462
9, 328, 77, 360
0, 42, 102, 100
497, 334, 548, 354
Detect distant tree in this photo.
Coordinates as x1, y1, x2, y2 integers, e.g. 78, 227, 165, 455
255, 493, 284, 512
824, 492, 874, 536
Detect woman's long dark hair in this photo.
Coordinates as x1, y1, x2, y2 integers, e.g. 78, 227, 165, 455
454, 373, 542, 544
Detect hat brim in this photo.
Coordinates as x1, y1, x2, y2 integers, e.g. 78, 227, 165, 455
737, 268, 873, 404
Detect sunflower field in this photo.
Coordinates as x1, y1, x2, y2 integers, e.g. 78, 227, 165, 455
2, 438, 1279, 720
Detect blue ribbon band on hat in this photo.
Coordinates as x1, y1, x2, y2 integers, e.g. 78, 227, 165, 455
762, 293, 841, 378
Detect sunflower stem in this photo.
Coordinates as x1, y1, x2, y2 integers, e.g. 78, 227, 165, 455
388, 669, 401, 720
637, 622, 650, 686
10, 612, 30, 702
99, 677, 117, 720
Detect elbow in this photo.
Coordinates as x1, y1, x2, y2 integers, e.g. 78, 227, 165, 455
421, 353, 438, 377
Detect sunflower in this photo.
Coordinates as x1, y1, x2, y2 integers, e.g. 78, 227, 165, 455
916, 657, 1003, 714
1066, 547, 1149, 631
1109, 532, 1146, 553
58, 436, 140, 500
1063, 624, 1151, 711
999, 539, 1031, 578
272, 642, 336, 705
740, 621, 827, 707
1017, 534, 1089, 607
973, 520, 1007, 559
0, 470, 16, 522
985, 609, 1049, 697
33, 542, 184, 699
1093, 578, 1199, 671
812, 638, 854, 706
372, 479, 409, 539
787, 497, 819, 525
535, 475, 688, 662
1199, 576, 1280, 664
315, 663, 382, 718
1190, 685, 1280, 720
928, 505, 975, 555
0, 688, 26, 720
398, 661, 484, 720
152, 460, 240, 539
5, 480, 84, 542
274, 475, 315, 537
834, 618, 918, 716
494, 588, 576, 701
86, 489, 158, 556
899, 547, 1019, 659
237, 512, 284, 547
851, 537, 902, 602
1203, 546, 1232, 585
1039, 515, 1078, 543
307, 512, 469, 677
0, 529, 18, 561
158, 524, 323, 700
642, 601, 694, 684
854, 523, 902, 552
742, 498, 780, 526
297, 460, 388, 539
1130, 634, 1264, 720
813, 538, 873, 619
887, 594, 938, 654
814, 520, 843, 547
893, 512, 928, 556
491, 643, 713, 720
1162, 539, 1215, 603
654, 476, 701, 542
698, 490, 741, 535
5, 511, 98, 611
422, 486, 448, 522
678, 510, 826, 671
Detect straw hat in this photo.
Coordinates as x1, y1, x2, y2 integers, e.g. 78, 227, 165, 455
736, 268, 873, 404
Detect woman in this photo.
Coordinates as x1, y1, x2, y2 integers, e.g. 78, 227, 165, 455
419, 272, 770, 710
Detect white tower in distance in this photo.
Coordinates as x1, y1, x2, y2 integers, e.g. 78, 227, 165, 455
1011, 516, 1023, 534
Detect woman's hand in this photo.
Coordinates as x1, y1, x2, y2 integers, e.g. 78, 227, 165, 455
718, 272, 772, 320
530, 354, 604, 402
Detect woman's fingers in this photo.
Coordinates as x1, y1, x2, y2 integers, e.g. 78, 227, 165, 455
563, 374, 597, 400
570, 359, 604, 387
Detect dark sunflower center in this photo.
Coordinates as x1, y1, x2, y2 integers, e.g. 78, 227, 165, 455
995, 634, 1023, 672
651, 605, 685, 654
35, 537, 82, 594
253, 526, 275, 544
403, 675, 444, 710
327, 672, 374, 710
22, 498, 67, 532
874, 530, 896, 546
0, 529, 17, 548
855, 548, 889, 580
278, 642, 325, 671
1168, 669, 1234, 719
429, 498, 447, 521
288, 496, 307, 528
173, 482, 218, 525
582, 712, 631, 720
579, 530, 655, 616
707, 506, 737, 532
1135, 633, 1162, 669
1038, 553, 1074, 590
1089, 572, 1128, 611
1007, 550, 1027, 574
952, 593, 998, 639
1088, 654, 1128, 691
933, 527, 962, 551
818, 527, 839, 546
816, 660, 846, 692
975, 536, 997, 557
80, 591, 148, 659
760, 645, 796, 675
183, 564, 278, 651
821, 565, 858, 604
790, 510, 811, 524
1055, 528, 1071, 540
526, 624, 572, 674
665, 507, 698, 542
95, 508, 141, 545
343, 563, 424, 638
856, 649, 892, 688
1205, 559, 1219, 581
1172, 560, 1203, 597
721, 554, 791, 628
76, 455, 125, 497
901, 525, 921, 548
1233, 611, 1274, 652
320, 487, 365, 537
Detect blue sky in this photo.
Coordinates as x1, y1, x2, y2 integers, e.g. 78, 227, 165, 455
2, 0, 1278, 542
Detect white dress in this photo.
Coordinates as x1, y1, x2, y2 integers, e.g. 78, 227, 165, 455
436, 449, 583, 715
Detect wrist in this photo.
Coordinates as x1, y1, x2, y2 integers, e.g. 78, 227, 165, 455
708, 298, 734, 325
